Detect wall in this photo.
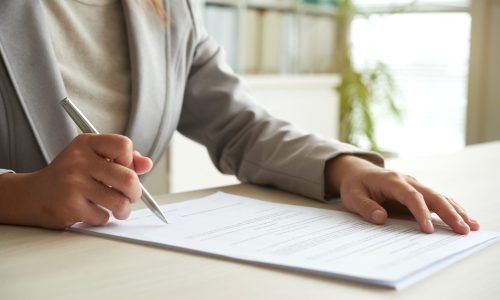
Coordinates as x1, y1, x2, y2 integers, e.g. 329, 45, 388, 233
466, 0, 500, 144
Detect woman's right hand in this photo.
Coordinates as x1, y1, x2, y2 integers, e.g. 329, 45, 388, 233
0, 134, 153, 229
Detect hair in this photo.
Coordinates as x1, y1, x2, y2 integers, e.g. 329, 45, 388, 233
148, 0, 167, 23
134, 0, 167, 24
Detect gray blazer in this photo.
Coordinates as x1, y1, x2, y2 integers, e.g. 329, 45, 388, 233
0, 0, 382, 201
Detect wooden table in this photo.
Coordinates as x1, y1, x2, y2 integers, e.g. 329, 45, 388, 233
1, 142, 499, 299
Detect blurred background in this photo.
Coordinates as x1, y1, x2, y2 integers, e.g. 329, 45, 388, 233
145, 0, 500, 194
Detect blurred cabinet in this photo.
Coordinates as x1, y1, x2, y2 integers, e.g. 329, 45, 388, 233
198, 0, 337, 74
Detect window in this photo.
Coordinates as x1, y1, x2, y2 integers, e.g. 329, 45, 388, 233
351, 2, 470, 157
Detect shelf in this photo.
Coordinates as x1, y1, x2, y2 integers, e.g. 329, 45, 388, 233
203, 0, 240, 7
246, 0, 297, 11
202, 0, 468, 16
204, 0, 338, 16
301, 3, 337, 16
357, 3, 470, 14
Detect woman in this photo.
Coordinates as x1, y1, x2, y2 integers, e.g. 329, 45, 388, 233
0, 0, 479, 233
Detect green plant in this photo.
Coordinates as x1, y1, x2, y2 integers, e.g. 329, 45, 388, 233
334, 0, 402, 151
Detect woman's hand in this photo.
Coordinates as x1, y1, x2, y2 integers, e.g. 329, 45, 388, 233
0, 134, 153, 229
325, 155, 480, 234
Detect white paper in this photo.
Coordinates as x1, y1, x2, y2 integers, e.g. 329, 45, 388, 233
71, 192, 500, 289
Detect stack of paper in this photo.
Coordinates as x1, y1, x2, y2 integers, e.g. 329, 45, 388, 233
72, 192, 500, 289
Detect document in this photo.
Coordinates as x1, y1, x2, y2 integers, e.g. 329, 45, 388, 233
72, 192, 500, 289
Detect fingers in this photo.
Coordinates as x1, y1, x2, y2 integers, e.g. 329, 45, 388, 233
92, 158, 142, 202
447, 197, 480, 231
132, 151, 153, 175
396, 176, 479, 234
84, 179, 132, 220
428, 194, 470, 234
409, 180, 479, 233
76, 133, 134, 167
342, 188, 388, 225
72, 134, 143, 202
80, 200, 110, 226
76, 134, 153, 176
341, 169, 479, 235
60, 179, 130, 227
54, 195, 110, 228
384, 177, 434, 234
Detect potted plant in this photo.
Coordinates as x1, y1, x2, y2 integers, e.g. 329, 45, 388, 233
334, 0, 402, 153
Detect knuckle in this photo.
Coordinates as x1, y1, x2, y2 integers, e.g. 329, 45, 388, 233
70, 152, 87, 167
131, 185, 142, 201
97, 160, 112, 180
430, 192, 448, 204
404, 174, 418, 183
116, 136, 133, 152
121, 169, 138, 187
73, 133, 87, 144
385, 170, 403, 182
406, 188, 421, 199
120, 170, 141, 200
73, 133, 94, 146
63, 171, 86, 188
402, 189, 423, 205
61, 173, 79, 187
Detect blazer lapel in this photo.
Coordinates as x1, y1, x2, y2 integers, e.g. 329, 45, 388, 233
122, 0, 171, 159
0, 0, 77, 164
0, 0, 172, 164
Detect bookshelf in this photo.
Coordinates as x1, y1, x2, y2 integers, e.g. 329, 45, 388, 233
198, 0, 338, 74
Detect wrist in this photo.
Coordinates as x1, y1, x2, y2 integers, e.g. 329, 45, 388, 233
324, 155, 379, 196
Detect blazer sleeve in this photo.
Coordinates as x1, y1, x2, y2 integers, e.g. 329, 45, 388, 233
178, 1, 384, 201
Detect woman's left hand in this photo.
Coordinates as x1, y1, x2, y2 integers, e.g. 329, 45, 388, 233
325, 155, 480, 234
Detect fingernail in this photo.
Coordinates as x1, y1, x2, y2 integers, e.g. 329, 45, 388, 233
134, 150, 141, 156
469, 217, 478, 223
371, 210, 385, 223
426, 219, 434, 232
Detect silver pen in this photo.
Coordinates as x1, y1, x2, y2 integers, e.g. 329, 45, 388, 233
60, 97, 169, 224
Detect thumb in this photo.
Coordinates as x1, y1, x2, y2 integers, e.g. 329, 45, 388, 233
132, 151, 153, 175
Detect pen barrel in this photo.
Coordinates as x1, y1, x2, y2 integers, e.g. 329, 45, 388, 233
60, 98, 99, 134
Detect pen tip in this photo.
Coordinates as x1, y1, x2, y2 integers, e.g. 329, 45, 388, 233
158, 213, 169, 224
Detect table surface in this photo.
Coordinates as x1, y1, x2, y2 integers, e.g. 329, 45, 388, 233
1, 142, 500, 300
